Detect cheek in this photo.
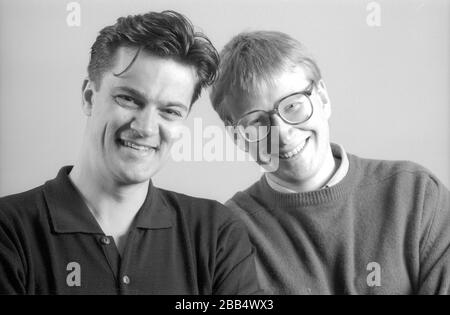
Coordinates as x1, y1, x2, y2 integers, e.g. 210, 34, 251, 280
166, 123, 184, 140
309, 121, 330, 157
159, 122, 182, 146
87, 114, 108, 143
105, 109, 134, 135
306, 104, 330, 137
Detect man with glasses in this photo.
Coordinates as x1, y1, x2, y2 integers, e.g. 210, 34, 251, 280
209, 31, 450, 294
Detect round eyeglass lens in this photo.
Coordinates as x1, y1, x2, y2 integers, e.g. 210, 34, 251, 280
278, 93, 313, 124
237, 111, 271, 142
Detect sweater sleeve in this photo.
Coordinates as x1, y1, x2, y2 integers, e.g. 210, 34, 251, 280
0, 210, 27, 294
417, 176, 450, 294
212, 217, 264, 295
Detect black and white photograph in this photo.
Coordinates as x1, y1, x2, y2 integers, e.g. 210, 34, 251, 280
0, 0, 449, 299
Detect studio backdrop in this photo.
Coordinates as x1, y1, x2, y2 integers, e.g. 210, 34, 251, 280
0, 0, 449, 202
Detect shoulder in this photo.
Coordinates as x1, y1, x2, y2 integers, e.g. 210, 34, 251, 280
0, 185, 46, 226
155, 187, 243, 229
348, 153, 450, 221
224, 179, 269, 223
0, 186, 48, 252
348, 153, 442, 188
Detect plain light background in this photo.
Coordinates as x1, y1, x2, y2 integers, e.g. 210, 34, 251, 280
0, 0, 449, 203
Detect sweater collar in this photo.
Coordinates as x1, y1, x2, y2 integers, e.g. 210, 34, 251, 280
248, 146, 356, 209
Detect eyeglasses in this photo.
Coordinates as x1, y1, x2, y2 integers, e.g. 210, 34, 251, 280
234, 81, 315, 142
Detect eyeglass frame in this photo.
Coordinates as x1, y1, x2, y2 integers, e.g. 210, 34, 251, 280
231, 80, 316, 142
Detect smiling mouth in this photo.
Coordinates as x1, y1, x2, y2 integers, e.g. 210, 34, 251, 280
279, 137, 310, 160
118, 139, 156, 152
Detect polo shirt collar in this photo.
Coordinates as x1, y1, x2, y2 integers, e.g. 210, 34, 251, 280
44, 166, 172, 234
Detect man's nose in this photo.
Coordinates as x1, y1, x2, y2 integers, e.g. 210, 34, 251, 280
130, 107, 159, 136
270, 114, 295, 143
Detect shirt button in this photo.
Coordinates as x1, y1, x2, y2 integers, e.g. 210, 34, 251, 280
100, 236, 110, 245
122, 275, 130, 285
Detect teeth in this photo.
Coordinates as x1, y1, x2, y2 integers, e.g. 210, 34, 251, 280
279, 138, 308, 159
122, 140, 151, 152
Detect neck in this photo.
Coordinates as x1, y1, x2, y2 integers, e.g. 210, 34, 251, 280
267, 145, 337, 193
69, 148, 148, 239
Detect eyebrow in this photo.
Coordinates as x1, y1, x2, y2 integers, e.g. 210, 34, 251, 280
276, 81, 314, 105
114, 86, 147, 101
113, 86, 189, 111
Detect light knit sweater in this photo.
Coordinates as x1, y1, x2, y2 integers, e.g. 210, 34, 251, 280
226, 152, 450, 294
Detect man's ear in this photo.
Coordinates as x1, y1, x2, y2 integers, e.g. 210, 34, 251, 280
81, 78, 95, 116
316, 79, 331, 119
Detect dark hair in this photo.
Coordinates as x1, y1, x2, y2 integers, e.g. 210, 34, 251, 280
210, 31, 321, 121
87, 10, 219, 104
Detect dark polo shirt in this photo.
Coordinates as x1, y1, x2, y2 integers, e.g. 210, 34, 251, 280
0, 166, 261, 295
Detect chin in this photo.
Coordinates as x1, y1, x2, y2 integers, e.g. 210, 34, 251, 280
116, 166, 157, 185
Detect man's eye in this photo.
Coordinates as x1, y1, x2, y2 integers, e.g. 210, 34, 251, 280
114, 95, 139, 108
249, 117, 264, 125
162, 108, 184, 119
287, 102, 301, 110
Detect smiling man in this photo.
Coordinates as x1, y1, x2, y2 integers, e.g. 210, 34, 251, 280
0, 11, 261, 295
210, 31, 450, 294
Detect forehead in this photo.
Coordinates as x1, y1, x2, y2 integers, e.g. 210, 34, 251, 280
226, 66, 311, 120
100, 47, 198, 106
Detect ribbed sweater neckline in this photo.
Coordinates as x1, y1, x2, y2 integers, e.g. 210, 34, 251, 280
248, 154, 357, 209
